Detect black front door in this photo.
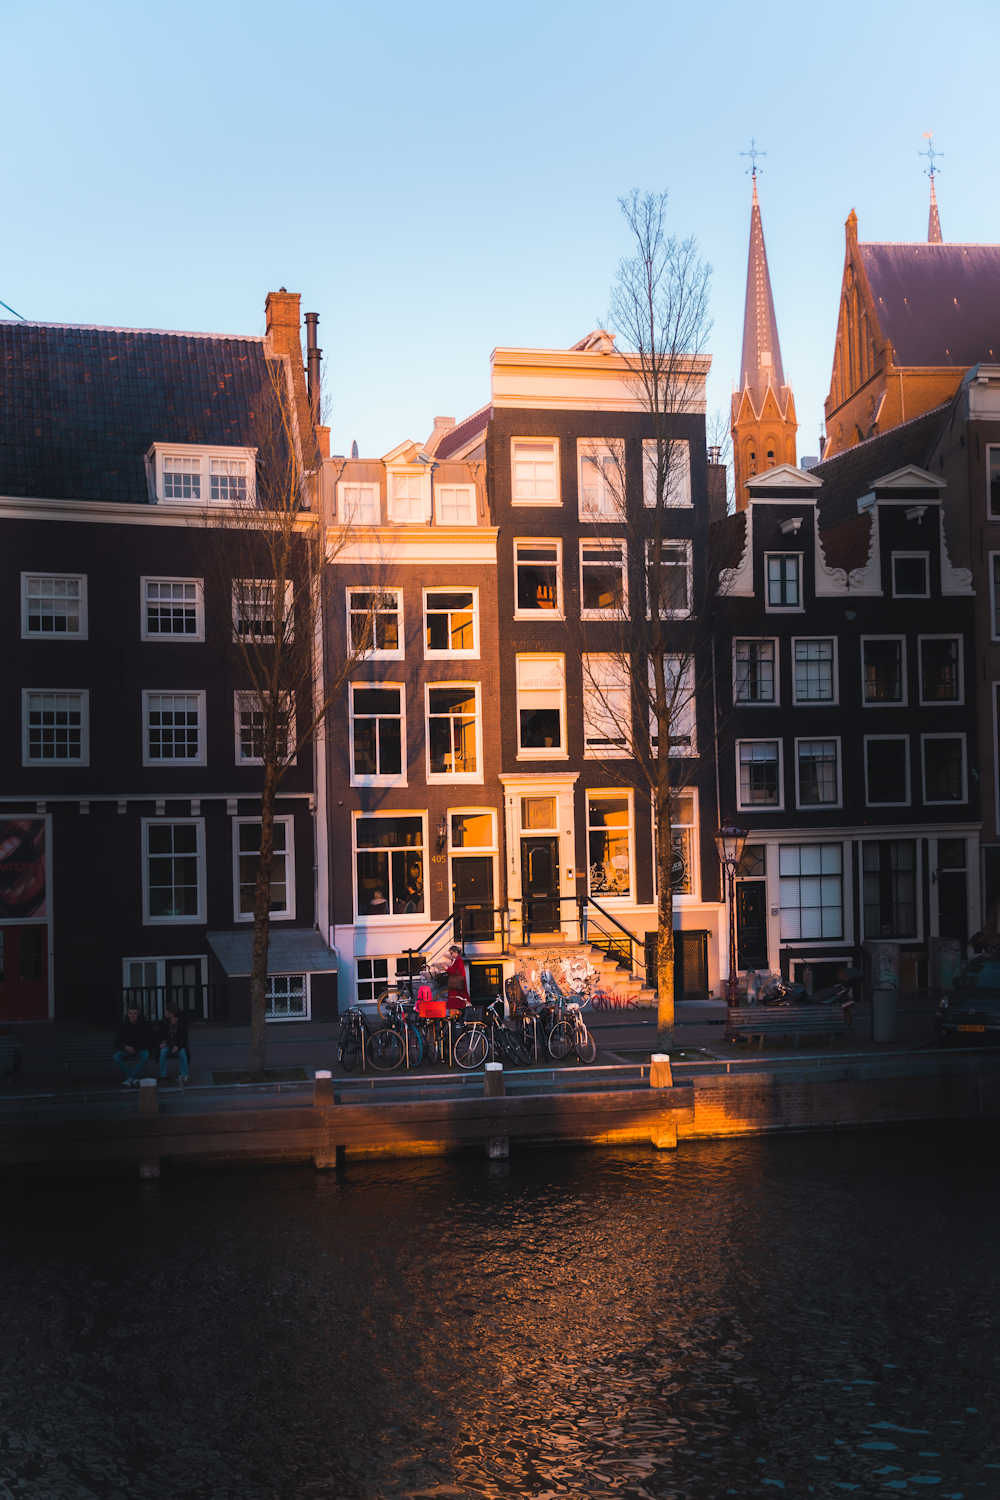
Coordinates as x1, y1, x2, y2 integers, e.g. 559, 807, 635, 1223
736, 881, 768, 970
452, 856, 494, 939
521, 837, 560, 932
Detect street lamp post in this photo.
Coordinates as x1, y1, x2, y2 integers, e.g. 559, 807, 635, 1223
715, 823, 748, 1008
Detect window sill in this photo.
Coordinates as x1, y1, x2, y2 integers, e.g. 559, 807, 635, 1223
517, 750, 570, 761
234, 912, 297, 924
427, 774, 485, 785
513, 612, 565, 622
735, 699, 780, 708
350, 777, 409, 789
424, 651, 480, 661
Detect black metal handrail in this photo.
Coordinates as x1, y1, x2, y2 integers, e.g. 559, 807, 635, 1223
511, 894, 647, 983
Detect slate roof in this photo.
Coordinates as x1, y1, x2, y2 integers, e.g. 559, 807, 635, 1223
434, 403, 491, 459
860, 243, 1000, 367
809, 404, 949, 527
0, 320, 272, 503
818, 513, 872, 574
207, 929, 337, 976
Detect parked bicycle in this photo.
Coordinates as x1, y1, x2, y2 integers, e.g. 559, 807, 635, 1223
547, 1001, 597, 1064
453, 997, 533, 1070
366, 998, 422, 1071
337, 1006, 371, 1072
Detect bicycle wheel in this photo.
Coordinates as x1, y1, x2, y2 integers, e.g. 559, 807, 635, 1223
574, 1024, 597, 1064
338, 1031, 360, 1072
453, 1026, 489, 1070
424, 1025, 441, 1065
547, 1021, 574, 1061
406, 1025, 422, 1067
376, 990, 393, 1019
497, 1028, 531, 1067
366, 1027, 404, 1071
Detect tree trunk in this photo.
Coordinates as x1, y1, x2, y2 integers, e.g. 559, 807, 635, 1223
247, 759, 278, 1082
655, 808, 675, 1052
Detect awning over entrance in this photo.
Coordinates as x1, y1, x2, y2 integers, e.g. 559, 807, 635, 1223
207, 929, 337, 978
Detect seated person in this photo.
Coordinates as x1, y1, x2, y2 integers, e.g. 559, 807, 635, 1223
113, 1004, 154, 1087
158, 1002, 191, 1086
442, 945, 470, 1013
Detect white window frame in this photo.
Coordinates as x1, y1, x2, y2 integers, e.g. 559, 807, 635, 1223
346, 586, 404, 662
791, 636, 838, 706
140, 577, 204, 643
232, 814, 296, 923
764, 552, 803, 611
386, 466, 431, 523
141, 690, 207, 768
583, 653, 631, 759
861, 635, 907, 708
863, 735, 911, 807
921, 732, 968, 805
515, 653, 567, 760
778, 842, 845, 943
349, 682, 407, 788
917, 634, 964, 706
988, 445, 1000, 521
734, 637, 779, 706
422, 587, 480, 659
22, 689, 90, 767
356, 956, 391, 1006
149, 444, 256, 506
990, 553, 1000, 639
141, 817, 206, 926
586, 788, 635, 903
650, 655, 697, 757
646, 538, 692, 619
352, 810, 429, 924
643, 438, 692, 508
577, 440, 624, 520
231, 579, 293, 645
654, 787, 700, 901
336, 480, 380, 525
736, 738, 784, 811
511, 437, 560, 506
794, 736, 843, 810
265, 973, 311, 1022
434, 482, 476, 526
425, 681, 483, 783
579, 539, 628, 619
514, 538, 563, 620
891, 551, 930, 599
861, 837, 921, 941
21, 572, 88, 640
233, 691, 296, 766
448, 807, 499, 939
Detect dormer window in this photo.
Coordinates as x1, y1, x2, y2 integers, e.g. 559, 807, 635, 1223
149, 444, 256, 506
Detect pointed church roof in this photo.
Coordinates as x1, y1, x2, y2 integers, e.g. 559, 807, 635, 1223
739, 178, 786, 410
928, 176, 943, 243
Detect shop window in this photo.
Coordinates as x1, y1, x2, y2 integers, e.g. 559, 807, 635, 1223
588, 794, 633, 901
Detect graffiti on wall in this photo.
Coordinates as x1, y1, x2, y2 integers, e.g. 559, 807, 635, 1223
0, 820, 47, 920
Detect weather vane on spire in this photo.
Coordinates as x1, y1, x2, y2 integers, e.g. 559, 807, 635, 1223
920, 132, 943, 179
741, 137, 766, 179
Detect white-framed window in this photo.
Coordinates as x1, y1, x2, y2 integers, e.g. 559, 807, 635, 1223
795, 737, 841, 808
22, 573, 87, 639
514, 539, 562, 617
779, 843, 843, 941
737, 739, 782, 809
142, 691, 206, 767
734, 638, 777, 704
142, 818, 206, 924
387, 468, 430, 523
643, 438, 692, 507
449, 808, 498, 942
918, 636, 963, 704
864, 736, 910, 806
356, 954, 427, 1005
424, 588, 479, 657
162, 454, 202, 501
583, 654, 630, 758
141, 578, 204, 641
765, 553, 802, 609
233, 815, 296, 922
232, 579, 292, 644
921, 733, 967, 804
347, 587, 403, 660
863, 839, 918, 939
337, 481, 379, 525
435, 484, 475, 526
22, 690, 89, 765
426, 683, 482, 781
650, 655, 696, 756
516, 654, 566, 759
580, 540, 627, 617
892, 552, 930, 598
511, 438, 559, 505
991, 555, 1000, 637
587, 791, 634, 902
350, 683, 405, 786
354, 813, 426, 919
862, 637, 906, 706
989, 446, 1000, 519
234, 691, 295, 765
266, 974, 309, 1021
149, 445, 255, 506
792, 637, 837, 704
577, 441, 623, 520
646, 539, 691, 617
656, 787, 699, 899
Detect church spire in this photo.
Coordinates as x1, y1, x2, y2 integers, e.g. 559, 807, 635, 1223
739, 170, 785, 408
921, 132, 943, 243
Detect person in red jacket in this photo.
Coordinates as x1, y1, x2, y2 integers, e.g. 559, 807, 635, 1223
442, 945, 470, 1013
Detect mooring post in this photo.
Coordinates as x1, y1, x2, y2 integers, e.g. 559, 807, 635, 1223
649, 1052, 678, 1150
137, 1077, 160, 1179
312, 1070, 338, 1169
484, 1062, 508, 1159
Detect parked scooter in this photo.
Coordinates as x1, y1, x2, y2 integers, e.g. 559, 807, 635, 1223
757, 968, 861, 1023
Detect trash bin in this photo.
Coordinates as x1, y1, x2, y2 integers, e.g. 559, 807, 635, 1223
872, 987, 897, 1043
864, 941, 900, 1044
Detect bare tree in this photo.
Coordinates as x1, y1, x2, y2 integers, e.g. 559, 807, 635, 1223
194, 360, 383, 1080
579, 189, 725, 1051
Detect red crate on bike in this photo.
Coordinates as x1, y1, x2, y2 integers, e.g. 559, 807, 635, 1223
417, 998, 447, 1018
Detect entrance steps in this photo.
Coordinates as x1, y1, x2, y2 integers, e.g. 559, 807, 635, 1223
507, 940, 656, 1007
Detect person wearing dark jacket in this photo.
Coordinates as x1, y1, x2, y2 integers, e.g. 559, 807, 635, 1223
113, 1006, 154, 1086
158, 1004, 191, 1086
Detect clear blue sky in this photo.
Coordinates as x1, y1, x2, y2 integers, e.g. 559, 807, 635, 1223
3, 0, 997, 462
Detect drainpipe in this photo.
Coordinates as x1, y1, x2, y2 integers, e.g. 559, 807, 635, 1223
304, 312, 321, 428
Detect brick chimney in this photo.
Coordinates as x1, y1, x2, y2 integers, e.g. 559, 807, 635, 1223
264, 288, 316, 462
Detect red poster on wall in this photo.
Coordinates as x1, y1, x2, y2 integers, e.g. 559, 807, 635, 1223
0, 820, 47, 920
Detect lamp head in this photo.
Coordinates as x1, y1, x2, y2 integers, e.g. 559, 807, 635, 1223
715, 823, 748, 868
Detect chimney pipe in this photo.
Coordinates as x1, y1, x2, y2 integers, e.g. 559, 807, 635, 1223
304, 312, 321, 427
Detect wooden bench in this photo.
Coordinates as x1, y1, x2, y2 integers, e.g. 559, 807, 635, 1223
726, 1005, 850, 1050
0, 1039, 17, 1083
54, 1036, 139, 1078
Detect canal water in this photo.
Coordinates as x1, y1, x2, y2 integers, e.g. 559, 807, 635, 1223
0, 1125, 996, 1499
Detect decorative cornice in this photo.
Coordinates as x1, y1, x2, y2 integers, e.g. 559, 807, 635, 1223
847, 512, 883, 595
719, 510, 754, 597
939, 510, 974, 595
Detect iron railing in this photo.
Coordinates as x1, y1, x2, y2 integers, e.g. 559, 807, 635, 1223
120, 984, 229, 1023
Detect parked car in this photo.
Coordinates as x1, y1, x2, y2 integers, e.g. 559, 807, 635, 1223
936, 957, 1000, 1044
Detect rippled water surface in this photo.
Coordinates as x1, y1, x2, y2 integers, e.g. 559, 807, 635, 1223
0, 1126, 997, 1498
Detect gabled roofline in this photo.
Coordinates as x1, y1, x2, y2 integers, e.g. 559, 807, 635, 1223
0, 318, 264, 342
869, 464, 944, 490
744, 463, 822, 491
